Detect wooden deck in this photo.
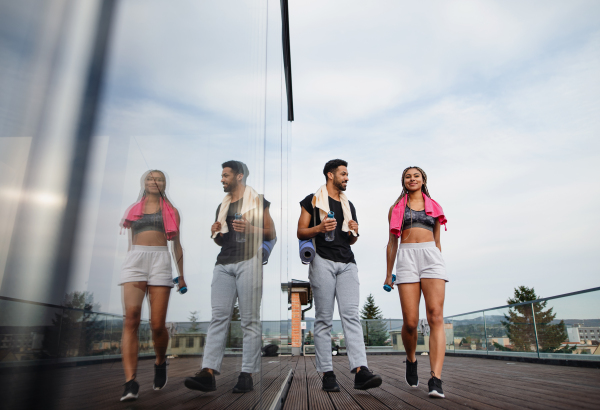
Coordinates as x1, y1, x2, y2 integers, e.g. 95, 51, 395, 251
3, 355, 599, 409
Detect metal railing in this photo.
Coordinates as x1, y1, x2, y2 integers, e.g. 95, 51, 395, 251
1, 286, 598, 365
0, 295, 152, 366
444, 286, 600, 360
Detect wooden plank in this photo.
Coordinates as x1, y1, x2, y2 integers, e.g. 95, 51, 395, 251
282, 357, 307, 410
5, 353, 600, 409
329, 358, 416, 410
437, 362, 600, 409
365, 356, 498, 410
304, 355, 335, 410
310, 357, 364, 410
254, 360, 295, 410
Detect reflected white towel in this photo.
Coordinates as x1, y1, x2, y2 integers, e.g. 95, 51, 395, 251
212, 185, 261, 238
311, 185, 357, 236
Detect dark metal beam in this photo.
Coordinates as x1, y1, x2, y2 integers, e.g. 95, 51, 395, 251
280, 0, 294, 121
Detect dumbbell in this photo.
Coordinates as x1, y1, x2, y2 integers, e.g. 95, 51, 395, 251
383, 274, 397, 292
173, 277, 187, 294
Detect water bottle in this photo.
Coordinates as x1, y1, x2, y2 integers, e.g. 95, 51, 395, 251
234, 213, 246, 243
173, 277, 187, 294
383, 274, 397, 292
324, 211, 335, 242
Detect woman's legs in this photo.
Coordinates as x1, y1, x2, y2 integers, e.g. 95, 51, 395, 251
147, 285, 171, 365
421, 278, 446, 377
122, 282, 147, 381
398, 283, 421, 362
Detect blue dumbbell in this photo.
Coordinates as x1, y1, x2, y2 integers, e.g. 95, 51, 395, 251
173, 277, 187, 294
383, 274, 397, 292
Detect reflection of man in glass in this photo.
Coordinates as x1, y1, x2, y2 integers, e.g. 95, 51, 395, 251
185, 161, 275, 393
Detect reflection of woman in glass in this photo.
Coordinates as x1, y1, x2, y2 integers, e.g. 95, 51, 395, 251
385, 166, 448, 398
118, 170, 185, 402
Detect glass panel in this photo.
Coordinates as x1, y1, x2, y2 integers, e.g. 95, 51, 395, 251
0, 298, 63, 363
449, 312, 487, 354
484, 304, 539, 358
362, 319, 393, 352
536, 290, 600, 361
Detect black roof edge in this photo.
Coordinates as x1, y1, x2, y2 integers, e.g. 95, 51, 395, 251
280, 0, 294, 121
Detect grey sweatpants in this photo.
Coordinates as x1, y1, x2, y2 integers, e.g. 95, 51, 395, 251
309, 254, 368, 373
202, 256, 262, 375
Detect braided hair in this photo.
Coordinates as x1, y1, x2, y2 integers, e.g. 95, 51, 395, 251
392, 166, 431, 208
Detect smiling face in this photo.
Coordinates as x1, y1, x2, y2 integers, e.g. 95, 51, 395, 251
221, 167, 242, 192
403, 168, 424, 193
330, 165, 349, 191
144, 171, 166, 196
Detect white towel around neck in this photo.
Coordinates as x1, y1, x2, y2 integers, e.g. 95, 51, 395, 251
212, 185, 261, 238
311, 185, 357, 237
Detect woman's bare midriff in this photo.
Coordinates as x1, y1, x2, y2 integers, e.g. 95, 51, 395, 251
400, 227, 434, 243
132, 231, 168, 246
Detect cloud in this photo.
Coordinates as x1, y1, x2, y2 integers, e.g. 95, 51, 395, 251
61, 0, 600, 322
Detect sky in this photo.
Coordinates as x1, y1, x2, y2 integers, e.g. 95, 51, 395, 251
285, 0, 600, 319
58, 0, 600, 323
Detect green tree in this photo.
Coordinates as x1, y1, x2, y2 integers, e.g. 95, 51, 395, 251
501, 286, 572, 353
360, 294, 389, 346
188, 311, 200, 332
43, 291, 103, 358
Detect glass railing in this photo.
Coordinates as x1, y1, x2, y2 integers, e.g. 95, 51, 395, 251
4, 287, 598, 365
0, 296, 152, 366
444, 286, 600, 361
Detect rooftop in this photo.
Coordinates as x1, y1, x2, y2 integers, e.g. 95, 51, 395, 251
4, 355, 598, 409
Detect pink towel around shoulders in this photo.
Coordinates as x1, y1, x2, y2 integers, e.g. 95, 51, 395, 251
389, 192, 447, 238
121, 197, 179, 240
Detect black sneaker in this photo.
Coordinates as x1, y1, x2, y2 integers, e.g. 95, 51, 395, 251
153, 360, 168, 390
404, 359, 418, 387
184, 369, 217, 392
120, 379, 139, 402
428, 372, 445, 398
322, 371, 340, 392
232, 372, 254, 393
353, 366, 382, 390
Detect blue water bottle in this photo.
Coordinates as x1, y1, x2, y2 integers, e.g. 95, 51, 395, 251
234, 213, 246, 243
324, 211, 335, 242
173, 277, 187, 294
383, 274, 397, 292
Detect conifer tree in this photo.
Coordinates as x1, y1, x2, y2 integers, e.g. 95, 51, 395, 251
360, 294, 389, 346
188, 311, 200, 332
501, 286, 571, 353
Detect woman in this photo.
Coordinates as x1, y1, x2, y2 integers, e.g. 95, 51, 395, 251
118, 170, 186, 402
384, 166, 448, 398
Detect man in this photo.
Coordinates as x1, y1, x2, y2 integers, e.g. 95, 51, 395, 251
297, 159, 382, 392
185, 160, 275, 393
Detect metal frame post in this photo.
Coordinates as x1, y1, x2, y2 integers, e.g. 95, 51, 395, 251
483, 311, 488, 355
530, 303, 540, 358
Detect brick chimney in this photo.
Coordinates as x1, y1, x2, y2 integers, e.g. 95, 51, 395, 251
282, 279, 313, 356
291, 292, 302, 355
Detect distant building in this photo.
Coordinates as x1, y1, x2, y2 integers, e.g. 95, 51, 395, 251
572, 324, 600, 343
389, 329, 430, 352
0, 332, 44, 361
168, 332, 206, 355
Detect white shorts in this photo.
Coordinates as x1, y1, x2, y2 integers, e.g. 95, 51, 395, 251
395, 242, 449, 284
120, 245, 173, 287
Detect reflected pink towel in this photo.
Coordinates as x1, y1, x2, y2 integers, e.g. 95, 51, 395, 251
121, 197, 179, 240
390, 193, 447, 238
